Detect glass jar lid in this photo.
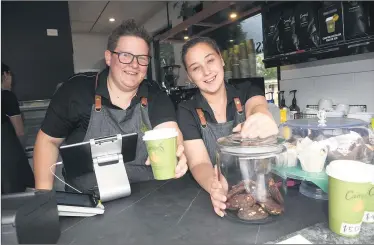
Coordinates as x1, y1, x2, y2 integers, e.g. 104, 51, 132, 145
284, 118, 369, 130
216, 134, 286, 156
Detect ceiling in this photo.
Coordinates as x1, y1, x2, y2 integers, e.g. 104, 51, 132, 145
68, 1, 166, 34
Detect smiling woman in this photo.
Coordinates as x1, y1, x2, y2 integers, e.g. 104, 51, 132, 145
177, 36, 278, 218
33, 19, 188, 196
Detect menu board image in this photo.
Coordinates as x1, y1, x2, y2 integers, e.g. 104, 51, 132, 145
280, 5, 298, 52
294, 2, 321, 50
343, 1, 374, 40
263, 7, 283, 57
318, 2, 344, 45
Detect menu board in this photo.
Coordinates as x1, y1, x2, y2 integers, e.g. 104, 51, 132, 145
318, 2, 344, 45
343, 2, 374, 40
294, 2, 321, 50
262, 7, 283, 57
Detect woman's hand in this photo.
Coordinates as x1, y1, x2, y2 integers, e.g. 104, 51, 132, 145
210, 165, 228, 217
145, 144, 188, 179
233, 112, 279, 138
174, 144, 188, 178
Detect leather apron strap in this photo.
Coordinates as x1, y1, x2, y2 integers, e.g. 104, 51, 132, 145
196, 97, 243, 126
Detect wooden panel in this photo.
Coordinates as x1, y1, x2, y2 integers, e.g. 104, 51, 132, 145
194, 6, 261, 38
154, 1, 235, 41
193, 22, 218, 28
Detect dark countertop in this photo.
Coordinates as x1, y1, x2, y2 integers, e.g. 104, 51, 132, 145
58, 175, 328, 245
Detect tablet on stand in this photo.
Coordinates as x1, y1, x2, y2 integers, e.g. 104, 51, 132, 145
58, 133, 138, 216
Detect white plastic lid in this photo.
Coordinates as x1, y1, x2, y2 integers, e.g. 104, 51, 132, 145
284, 118, 368, 130
217, 134, 286, 155
326, 160, 372, 183
326, 16, 334, 22
364, 164, 374, 184
142, 128, 178, 141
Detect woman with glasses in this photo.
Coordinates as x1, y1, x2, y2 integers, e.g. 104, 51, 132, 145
33, 20, 188, 195
177, 37, 278, 217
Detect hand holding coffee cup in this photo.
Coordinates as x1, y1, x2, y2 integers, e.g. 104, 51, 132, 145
143, 128, 181, 180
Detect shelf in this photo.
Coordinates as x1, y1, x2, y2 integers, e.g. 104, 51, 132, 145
263, 36, 374, 68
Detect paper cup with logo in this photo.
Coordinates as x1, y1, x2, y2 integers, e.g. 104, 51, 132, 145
326, 16, 335, 33
362, 164, 374, 223
326, 160, 372, 237
143, 128, 178, 180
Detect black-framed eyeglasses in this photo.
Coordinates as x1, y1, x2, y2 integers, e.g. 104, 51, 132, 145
111, 51, 151, 66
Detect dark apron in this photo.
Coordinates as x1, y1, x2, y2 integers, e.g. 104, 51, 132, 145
196, 97, 246, 165
64, 73, 153, 194
1, 120, 35, 194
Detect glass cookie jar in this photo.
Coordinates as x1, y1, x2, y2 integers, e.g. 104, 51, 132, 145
216, 134, 288, 224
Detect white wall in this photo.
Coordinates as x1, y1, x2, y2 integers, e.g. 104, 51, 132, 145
280, 53, 374, 111
72, 33, 108, 73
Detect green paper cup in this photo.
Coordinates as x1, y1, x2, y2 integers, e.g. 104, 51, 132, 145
143, 128, 178, 180
326, 160, 372, 237
326, 17, 335, 33
362, 164, 374, 223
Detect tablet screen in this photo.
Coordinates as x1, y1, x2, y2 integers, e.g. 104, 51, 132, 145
60, 133, 138, 179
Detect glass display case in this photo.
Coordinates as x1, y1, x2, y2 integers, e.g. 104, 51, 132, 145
278, 115, 374, 200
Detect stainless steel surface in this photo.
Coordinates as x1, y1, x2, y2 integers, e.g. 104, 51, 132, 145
90, 135, 131, 202
19, 99, 50, 147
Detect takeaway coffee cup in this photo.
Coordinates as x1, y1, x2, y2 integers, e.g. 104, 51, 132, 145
326, 16, 335, 33
326, 160, 372, 237
143, 128, 178, 180
362, 164, 374, 223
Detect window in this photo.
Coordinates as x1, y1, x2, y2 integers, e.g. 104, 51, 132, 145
208, 13, 279, 105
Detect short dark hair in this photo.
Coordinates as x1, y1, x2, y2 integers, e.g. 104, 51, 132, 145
181, 37, 221, 70
2, 63, 10, 76
107, 19, 152, 52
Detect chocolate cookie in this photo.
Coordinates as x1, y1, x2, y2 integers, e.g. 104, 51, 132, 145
268, 178, 284, 205
227, 182, 246, 199
258, 198, 284, 215
237, 204, 269, 221
227, 180, 256, 199
226, 194, 255, 210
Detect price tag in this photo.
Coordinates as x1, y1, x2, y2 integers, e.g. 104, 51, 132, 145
340, 222, 362, 236
363, 211, 374, 223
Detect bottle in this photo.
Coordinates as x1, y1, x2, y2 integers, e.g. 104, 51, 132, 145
278, 91, 287, 109
266, 92, 280, 126
289, 90, 300, 119
266, 92, 275, 104
278, 91, 288, 123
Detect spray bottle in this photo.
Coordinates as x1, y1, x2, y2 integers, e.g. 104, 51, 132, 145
266, 92, 280, 125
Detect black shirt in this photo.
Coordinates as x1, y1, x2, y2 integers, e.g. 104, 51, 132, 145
41, 68, 176, 144
1, 90, 21, 124
177, 82, 264, 141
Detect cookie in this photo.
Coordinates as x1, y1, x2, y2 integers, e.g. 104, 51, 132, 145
237, 204, 269, 221
227, 180, 256, 199
268, 178, 284, 205
258, 198, 284, 215
226, 194, 255, 210
227, 182, 246, 199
